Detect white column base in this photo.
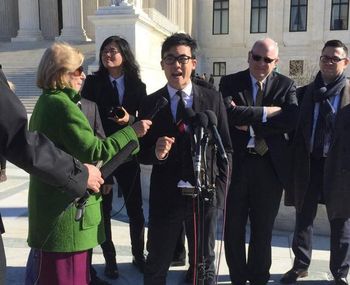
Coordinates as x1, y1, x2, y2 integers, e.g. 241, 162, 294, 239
56, 27, 91, 42
12, 29, 43, 42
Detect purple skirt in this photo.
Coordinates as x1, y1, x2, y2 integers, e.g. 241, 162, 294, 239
25, 249, 90, 285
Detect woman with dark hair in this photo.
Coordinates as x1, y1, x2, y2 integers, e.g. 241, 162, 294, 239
81, 36, 147, 279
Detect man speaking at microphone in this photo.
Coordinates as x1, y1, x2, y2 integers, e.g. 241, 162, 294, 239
138, 33, 232, 285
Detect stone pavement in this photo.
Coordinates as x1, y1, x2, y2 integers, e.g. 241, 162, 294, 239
0, 162, 335, 284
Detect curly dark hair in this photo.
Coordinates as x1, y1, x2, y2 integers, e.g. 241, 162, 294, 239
96, 35, 140, 79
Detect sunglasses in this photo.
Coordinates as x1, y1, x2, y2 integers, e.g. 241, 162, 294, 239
70, 66, 84, 76
250, 52, 276, 64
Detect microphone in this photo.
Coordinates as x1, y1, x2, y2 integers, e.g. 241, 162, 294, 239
145, 96, 168, 120
75, 140, 138, 221
100, 140, 138, 179
193, 112, 208, 186
205, 110, 228, 162
183, 107, 196, 125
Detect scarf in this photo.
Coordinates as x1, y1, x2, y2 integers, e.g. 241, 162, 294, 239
312, 71, 346, 157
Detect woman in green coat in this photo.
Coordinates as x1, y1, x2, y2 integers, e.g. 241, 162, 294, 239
25, 42, 151, 285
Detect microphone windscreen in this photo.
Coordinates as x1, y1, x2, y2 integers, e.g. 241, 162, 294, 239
183, 107, 196, 124
205, 110, 218, 127
197, 112, 208, 128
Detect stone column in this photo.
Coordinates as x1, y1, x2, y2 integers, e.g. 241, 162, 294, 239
167, 0, 176, 23
57, 0, 90, 42
12, 0, 43, 42
0, 0, 19, 41
83, 0, 99, 40
39, 0, 59, 40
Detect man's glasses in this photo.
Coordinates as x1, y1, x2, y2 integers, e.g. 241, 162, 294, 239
102, 48, 120, 56
250, 52, 276, 64
70, 66, 84, 77
320, 55, 347, 64
163, 55, 194, 65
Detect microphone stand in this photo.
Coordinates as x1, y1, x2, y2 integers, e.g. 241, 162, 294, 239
194, 133, 209, 285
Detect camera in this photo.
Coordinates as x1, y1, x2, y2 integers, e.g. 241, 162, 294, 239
108, 106, 125, 119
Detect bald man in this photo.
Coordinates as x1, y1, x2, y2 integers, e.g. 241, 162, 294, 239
219, 38, 298, 285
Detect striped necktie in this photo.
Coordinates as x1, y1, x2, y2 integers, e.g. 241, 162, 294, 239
254, 81, 268, 156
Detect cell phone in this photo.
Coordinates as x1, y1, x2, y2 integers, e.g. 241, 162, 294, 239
108, 106, 125, 119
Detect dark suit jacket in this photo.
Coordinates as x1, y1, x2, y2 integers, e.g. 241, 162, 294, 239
219, 69, 298, 188
81, 72, 147, 136
138, 83, 232, 213
286, 80, 350, 220
80, 98, 106, 139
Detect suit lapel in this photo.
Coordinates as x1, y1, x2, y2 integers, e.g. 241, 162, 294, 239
160, 86, 174, 123
300, 84, 315, 151
241, 70, 253, 106
331, 81, 350, 145
192, 84, 205, 112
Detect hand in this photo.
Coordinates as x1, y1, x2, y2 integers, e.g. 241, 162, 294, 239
155, 136, 175, 160
266, 106, 282, 118
101, 184, 113, 195
132, 120, 152, 137
231, 100, 236, 107
235, 125, 248, 131
84, 164, 104, 193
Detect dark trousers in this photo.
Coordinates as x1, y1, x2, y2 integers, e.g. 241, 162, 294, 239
292, 157, 350, 279
101, 159, 145, 262
173, 223, 186, 260
225, 153, 283, 285
0, 155, 5, 170
144, 198, 217, 285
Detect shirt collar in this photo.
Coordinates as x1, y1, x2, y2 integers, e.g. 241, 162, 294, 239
167, 81, 193, 99
249, 73, 267, 87
109, 74, 124, 86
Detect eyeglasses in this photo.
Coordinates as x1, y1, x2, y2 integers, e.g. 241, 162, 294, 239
70, 66, 84, 76
250, 52, 276, 64
320, 55, 347, 64
102, 48, 120, 56
163, 55, 194, 65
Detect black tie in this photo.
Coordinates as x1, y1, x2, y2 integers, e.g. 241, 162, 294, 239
254, 81, 268, 156
176, 90, 186, 123
112, 80, 120, 106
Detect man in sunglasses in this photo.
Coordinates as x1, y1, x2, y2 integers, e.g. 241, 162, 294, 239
219, 38, 298, 285
281, 40, 350, 285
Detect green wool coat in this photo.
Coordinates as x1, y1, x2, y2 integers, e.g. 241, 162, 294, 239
28, 87, 139, 252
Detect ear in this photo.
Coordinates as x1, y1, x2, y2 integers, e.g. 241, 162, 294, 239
160, 60, 164, 70
192, 58, 197, 70
344, 57, 350, 67
274, 57, 280, 65
247, 51, 251, 63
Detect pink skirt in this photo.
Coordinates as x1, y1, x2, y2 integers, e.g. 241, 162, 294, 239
29, 250, 90, 285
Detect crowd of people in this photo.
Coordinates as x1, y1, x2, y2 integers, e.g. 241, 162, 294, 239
0, 32, 349, 285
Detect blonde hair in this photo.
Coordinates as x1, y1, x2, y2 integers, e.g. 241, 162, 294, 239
36, 42, 84, 90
